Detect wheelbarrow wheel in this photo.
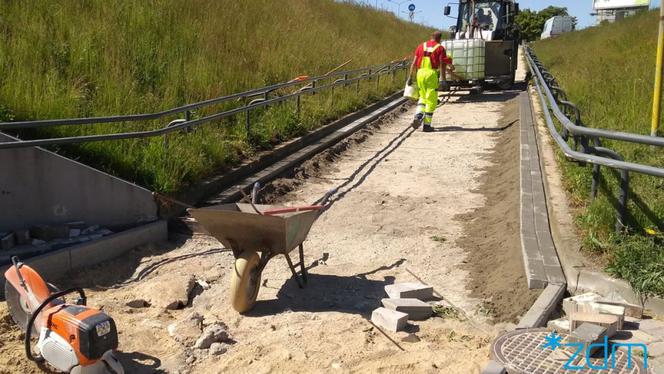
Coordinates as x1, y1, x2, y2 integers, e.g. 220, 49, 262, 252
230, 251, 261, 313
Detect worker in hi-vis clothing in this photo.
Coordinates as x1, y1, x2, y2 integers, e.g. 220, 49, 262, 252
408, 31, 454, 132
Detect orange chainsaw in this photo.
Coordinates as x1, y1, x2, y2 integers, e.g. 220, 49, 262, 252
4, 257, 124, 373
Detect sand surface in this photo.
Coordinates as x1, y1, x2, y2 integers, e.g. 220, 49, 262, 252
0, 67, 538, 374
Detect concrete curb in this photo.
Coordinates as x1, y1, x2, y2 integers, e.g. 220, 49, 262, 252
516, 283, 566, 329
1, 220, 167, 293
527, 85, 664, 315
204, 94, 408, 205
174, 91, 407, 207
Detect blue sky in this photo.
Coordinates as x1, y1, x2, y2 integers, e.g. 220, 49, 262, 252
364, 0, 660, 29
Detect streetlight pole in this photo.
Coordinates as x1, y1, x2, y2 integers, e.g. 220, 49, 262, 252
388, 0, 409, 17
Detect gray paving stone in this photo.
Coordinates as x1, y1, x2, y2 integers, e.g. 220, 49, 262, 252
381, 298, 432, 320
371, 307, 408, 332
569, 323, 608, 357
384, 283, 434, 301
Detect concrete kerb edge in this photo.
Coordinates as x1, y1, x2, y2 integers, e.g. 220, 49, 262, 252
211, 94, 409, 204
179, 90, 408, 207
525, 83, 664, 315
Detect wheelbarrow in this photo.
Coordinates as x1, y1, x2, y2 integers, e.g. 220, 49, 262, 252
187, 186, 331, 313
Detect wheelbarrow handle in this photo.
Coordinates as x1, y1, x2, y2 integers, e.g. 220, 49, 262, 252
263, 205, 323, 216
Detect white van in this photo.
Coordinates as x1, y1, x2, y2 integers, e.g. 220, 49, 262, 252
540, 16, 575, 39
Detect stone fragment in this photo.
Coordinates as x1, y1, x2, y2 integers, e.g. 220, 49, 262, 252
1, 232, 15, 250
209, 342, 228, 356
81, 225, 100, 235
568, 323, 608, 357
569, 312, 619, 338
69, 229, 81, 238
13, 229, 30, 245
371, 307, 408, 332
168, 312, 203, 347
126, 299, 150, 308
382, 298, 432, 320
194, 323, 230, 349
384, 282, 434, 301
546, 317, 571, 333
401, 333, 420, 343
31, 224, 69, 241
143, 274, 195, 310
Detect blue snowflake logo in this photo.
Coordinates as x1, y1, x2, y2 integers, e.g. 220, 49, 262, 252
541, 331, 563, 351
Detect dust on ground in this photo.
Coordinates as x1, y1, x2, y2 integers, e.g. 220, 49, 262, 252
0, 88, 535, 373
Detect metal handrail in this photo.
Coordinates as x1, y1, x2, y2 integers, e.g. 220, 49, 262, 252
525, 47, 664, 231
0, 60, 409, 149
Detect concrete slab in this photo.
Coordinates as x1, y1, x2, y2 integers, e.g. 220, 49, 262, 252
371, 307, 408, 332
384, 282, 434, 301
381, 298, 432, 320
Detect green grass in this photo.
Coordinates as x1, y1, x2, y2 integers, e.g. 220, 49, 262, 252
532, 10, 664, 298
0, 0, 433, 192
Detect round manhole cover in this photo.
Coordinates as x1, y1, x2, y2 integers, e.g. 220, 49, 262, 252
491, 328, 646, 374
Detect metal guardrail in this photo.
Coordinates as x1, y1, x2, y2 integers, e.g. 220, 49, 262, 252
0, 60, 409, 149
525, 47, 664, 232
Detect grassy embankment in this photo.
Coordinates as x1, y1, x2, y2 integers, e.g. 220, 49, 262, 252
0, 0, 433, 192
533, 10, 664, 298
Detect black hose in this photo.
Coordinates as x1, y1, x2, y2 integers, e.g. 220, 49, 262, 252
24, 288, 86, 362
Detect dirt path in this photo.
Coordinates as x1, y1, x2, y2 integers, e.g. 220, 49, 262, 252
0, 87, 536, 373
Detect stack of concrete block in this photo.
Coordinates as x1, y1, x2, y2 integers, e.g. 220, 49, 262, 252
1, 222, 115, 263
370, 282, 435, 332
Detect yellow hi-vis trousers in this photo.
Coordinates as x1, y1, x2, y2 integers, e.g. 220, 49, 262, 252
416, 68, 438, 125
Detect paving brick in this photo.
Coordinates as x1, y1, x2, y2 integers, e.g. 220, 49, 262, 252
568, 323, 608, 357
569, 312, 619, 338
381, 298, 432, 320
1, 232, 15, 250
384, 283, 433, 301
371, 307, 408, 332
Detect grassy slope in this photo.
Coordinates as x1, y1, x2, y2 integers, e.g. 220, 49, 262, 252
0, 0, 432, 191
533, 11, 664, 298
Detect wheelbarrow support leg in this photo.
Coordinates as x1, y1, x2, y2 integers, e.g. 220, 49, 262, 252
298, 244, 308, 284
284, 253, 304, 288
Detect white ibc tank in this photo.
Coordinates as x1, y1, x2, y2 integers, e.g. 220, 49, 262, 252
442, 39, 485, 81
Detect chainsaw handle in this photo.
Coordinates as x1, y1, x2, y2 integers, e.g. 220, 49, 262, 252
25, 287, 86, 362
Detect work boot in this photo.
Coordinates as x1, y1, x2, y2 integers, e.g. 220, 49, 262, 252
411, 114, 423, 129
422, 124, 433, 132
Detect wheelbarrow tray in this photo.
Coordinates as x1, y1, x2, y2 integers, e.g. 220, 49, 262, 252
188, 203, 319, 255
